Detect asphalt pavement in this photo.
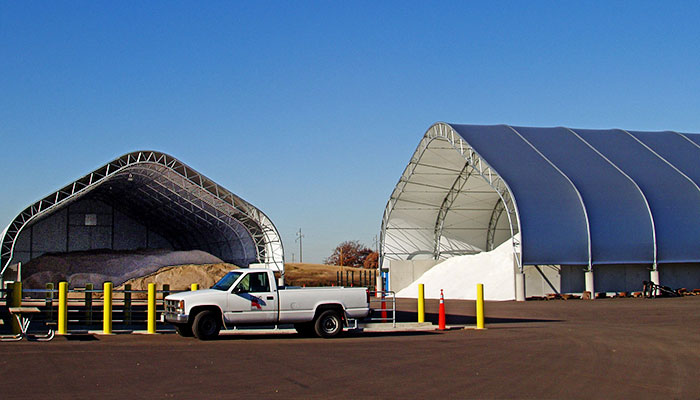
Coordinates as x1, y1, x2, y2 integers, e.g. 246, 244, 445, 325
1, 296, 699, 399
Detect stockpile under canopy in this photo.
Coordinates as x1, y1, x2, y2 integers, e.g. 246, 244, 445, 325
381, 123, 700, 269
1, 151, 284, 276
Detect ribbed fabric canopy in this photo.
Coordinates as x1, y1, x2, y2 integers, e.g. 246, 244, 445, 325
381, 123, 700, 268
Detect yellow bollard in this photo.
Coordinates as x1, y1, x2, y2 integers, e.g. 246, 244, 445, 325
103, 282, 112, 334
476, 283, 485, 329
417, 283, 425, 323
10, 281, 22, 306
147, 283, 156, 334
191, 283, 199, 291
58, 281, 68, 335
9, 282, 22, 334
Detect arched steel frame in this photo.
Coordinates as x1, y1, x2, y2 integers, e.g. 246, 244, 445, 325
433, 162, 473, 257
381, 123, 523, 272
1, 151, 284, 277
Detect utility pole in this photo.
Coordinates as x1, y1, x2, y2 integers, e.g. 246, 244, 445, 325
295, 228, 304, 263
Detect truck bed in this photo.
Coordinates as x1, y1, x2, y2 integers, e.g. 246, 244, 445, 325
277, 286, 369, 324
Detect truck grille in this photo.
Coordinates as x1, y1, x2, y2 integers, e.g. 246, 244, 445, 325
165, 299, 179, 313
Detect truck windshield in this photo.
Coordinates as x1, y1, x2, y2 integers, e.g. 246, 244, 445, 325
212, 271, 243, 291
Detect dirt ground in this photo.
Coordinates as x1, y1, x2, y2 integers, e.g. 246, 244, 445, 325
1, 296, 699, 398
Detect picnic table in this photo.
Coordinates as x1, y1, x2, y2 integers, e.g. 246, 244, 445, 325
0, 307, 54, 341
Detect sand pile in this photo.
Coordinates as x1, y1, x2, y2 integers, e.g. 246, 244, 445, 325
19, 248, 224, 289
396, 236, 517, 301
116, 263, 239, 299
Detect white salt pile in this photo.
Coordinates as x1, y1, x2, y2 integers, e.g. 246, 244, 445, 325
396, 235, 518, 301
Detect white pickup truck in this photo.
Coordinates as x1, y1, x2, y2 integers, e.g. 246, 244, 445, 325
163, 268, 370, 340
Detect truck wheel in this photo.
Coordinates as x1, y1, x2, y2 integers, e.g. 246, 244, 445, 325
174, 323, 193, 337
294, 322, 314, 337
192, 310, 221, 340
314, 310, 342, 338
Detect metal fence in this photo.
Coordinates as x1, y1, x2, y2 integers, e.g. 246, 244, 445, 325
1, 283, 398, 334
0, 284, 189, 332
336, 269, 376, 290
368, 290, 396, 327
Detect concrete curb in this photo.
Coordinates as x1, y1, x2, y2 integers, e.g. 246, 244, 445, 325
360, 322, 436, 332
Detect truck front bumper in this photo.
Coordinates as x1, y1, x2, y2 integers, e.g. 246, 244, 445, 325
163, 312, 188, 324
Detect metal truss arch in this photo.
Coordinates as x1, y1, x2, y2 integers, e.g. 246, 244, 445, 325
381, 123, 523, 272
433, 162, 473, 259
1, 150, 284, 276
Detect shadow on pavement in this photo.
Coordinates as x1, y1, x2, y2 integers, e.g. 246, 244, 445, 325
396, 310, 561, 325
343, 330, 440, 338
210, 330, 438, 341
61, 333, 99, 341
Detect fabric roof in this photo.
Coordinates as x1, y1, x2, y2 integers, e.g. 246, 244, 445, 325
381, 123, 700, 268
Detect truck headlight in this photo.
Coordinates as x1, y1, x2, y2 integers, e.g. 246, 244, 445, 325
177, 300, 184, 312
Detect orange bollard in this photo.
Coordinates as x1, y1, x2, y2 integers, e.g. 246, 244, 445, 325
438, 289, 446, 330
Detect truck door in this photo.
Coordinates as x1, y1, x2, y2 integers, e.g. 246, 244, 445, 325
225, 272, 278, 324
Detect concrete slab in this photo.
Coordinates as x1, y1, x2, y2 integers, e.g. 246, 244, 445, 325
360, 322, 437, 331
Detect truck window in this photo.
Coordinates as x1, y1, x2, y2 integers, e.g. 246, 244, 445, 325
212, 271, 243, 291
249, 272, 270, 292
235, 274, 250, 292
234, 272, 269, 293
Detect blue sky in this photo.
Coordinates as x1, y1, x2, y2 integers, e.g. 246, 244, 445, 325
2, 1, 700, 263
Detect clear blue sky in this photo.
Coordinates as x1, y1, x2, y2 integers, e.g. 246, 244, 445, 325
2, 1, 700, 263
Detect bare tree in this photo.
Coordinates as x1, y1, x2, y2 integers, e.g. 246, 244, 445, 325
363, 251, 379, 269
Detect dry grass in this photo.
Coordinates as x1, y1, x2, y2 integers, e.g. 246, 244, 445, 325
68, 263, 376, 300
282, 263, 376, 287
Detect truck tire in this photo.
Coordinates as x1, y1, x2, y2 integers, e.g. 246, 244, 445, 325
313, 310, 342, 338
294, 322, 315, 337
192, 310, 221, 340
174, 323, 193, 337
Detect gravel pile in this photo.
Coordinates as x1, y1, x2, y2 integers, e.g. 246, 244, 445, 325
19, 248, 224, 289
116, 263, 239, 299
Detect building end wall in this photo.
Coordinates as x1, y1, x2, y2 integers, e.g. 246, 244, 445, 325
385, 259, 700, 298
10, 198, 173, 266
388, 259, 441, 293
523, 265, 562, 297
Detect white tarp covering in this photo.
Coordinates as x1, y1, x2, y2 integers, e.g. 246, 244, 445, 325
396, 235, 517, 301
